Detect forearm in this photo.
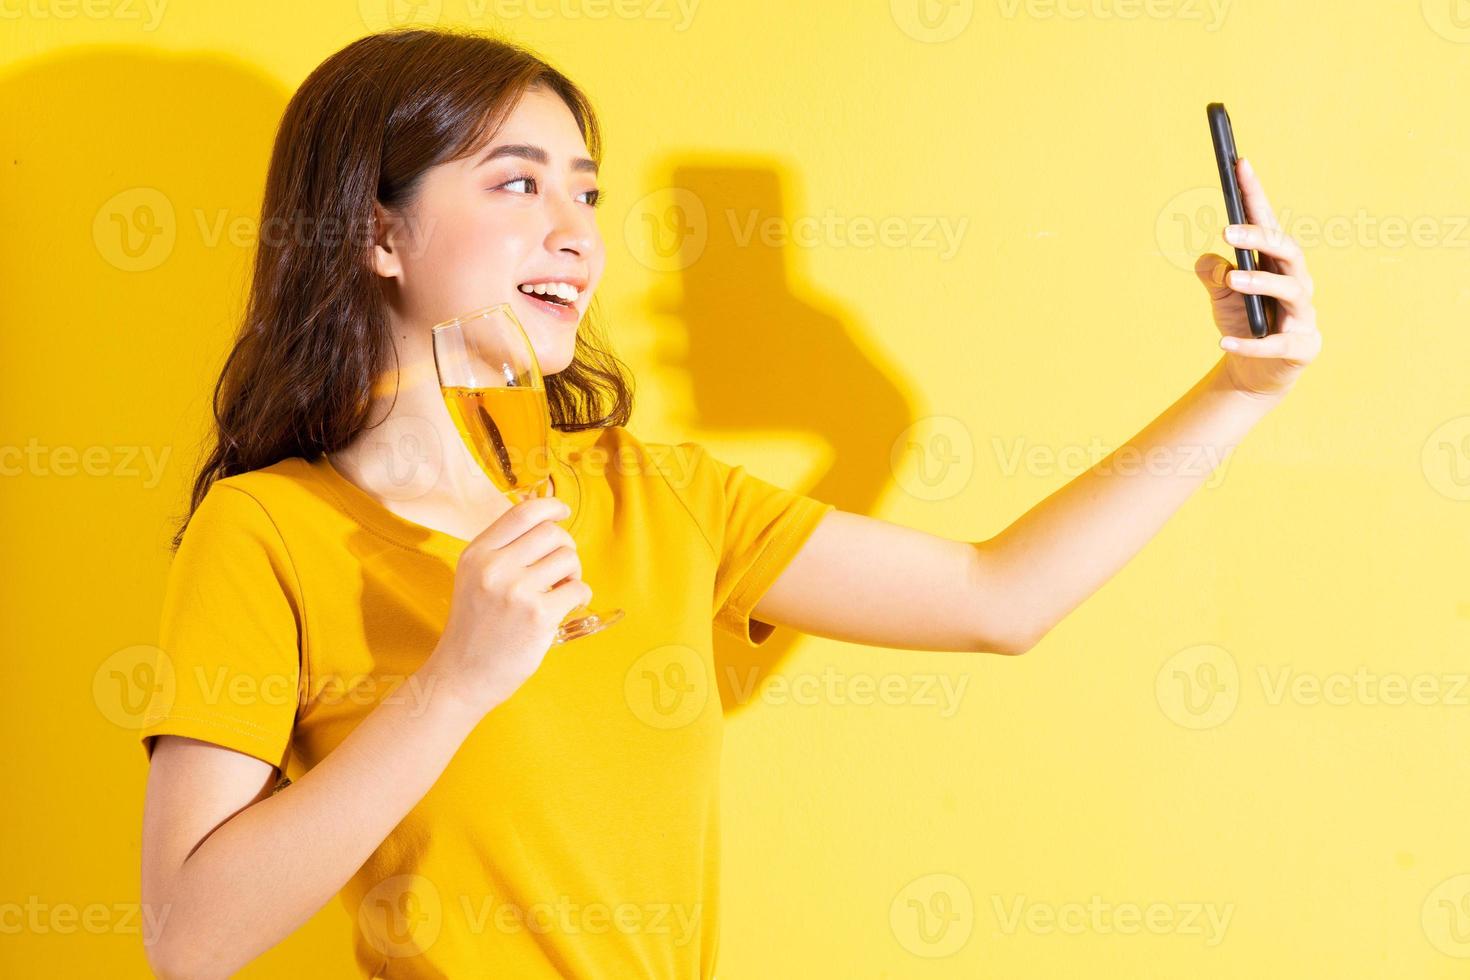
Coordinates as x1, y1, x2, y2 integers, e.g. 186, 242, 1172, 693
148, 667, 485, 979
976, 357, 1280, 647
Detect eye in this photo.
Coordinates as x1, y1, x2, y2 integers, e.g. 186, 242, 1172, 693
498, 172, 536, 194
494, 172, 602, 208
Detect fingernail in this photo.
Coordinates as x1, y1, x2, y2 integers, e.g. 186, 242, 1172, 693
1241, 157, 1253, 176
1224, 225, 1242, 244
1221, 337, 1240, 350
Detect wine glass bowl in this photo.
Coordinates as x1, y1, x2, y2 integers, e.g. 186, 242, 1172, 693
430, 303, 624, 645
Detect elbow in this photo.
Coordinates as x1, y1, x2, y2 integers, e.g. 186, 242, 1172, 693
145, 939, 189, 980
981, 632, 1035, 656
145, 918, 235, 980
147, 942, 231, 980
1006, 616, 1054, 655
975, 621, 1046, 656
1005, 629, 1041, 655
965, 542, 1044, 656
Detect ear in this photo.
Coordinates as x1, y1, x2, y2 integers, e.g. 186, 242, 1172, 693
371, 200, 404, 281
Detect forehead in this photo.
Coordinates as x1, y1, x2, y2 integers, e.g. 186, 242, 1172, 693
482, 86, 588, 154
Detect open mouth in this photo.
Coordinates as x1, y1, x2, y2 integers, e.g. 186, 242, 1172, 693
516, 281, 582, 318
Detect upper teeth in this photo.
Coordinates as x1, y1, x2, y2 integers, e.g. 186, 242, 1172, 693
519, 282, 580, 303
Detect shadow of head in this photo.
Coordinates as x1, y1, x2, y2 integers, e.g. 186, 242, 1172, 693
0, 46, 288, 550
631, 159, 921, 712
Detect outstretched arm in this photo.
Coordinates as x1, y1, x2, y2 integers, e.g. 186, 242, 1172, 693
751, 156, 1322, 655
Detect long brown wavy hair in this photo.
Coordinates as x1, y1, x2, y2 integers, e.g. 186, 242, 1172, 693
172, 27, 634, 552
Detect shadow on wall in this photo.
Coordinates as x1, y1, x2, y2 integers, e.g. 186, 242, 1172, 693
0, 39, 917, 974
634, 163, 918, 716
0, 45, 364, 976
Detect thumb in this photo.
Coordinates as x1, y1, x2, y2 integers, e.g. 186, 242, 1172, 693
1194, 253, 1234, 299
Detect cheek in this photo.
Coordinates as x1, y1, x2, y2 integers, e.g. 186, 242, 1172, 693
410, 217, 530, 314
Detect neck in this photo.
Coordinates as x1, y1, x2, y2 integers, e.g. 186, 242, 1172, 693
329, 358, 503, 510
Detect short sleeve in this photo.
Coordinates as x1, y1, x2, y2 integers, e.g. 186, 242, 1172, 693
677, 443, 835, 647
139, 482, 305, 772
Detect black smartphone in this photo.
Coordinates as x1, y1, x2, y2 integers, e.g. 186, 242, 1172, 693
1206, 102, 1274, 338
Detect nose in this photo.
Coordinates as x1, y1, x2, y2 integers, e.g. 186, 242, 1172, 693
545, 190, 598, 257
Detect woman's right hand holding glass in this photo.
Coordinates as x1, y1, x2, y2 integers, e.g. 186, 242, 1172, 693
420, 495, 592, 719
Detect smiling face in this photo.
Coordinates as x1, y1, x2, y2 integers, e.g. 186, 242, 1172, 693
370, 84, 605, 375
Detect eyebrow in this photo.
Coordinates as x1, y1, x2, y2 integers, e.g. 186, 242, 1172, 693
476, 142, 599, 176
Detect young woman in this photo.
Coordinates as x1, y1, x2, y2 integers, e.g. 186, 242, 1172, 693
137, 27, 1321, 980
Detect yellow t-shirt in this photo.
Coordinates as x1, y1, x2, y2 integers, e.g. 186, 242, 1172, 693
138, 424, 833, 978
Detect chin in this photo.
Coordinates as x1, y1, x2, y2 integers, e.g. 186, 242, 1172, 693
531, 343, 576, 376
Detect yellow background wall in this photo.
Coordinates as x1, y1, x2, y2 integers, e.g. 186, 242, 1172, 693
3, 1, 1467, 976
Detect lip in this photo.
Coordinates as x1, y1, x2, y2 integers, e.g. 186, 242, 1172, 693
513, 287, 582, 323
517, 274, 588, 291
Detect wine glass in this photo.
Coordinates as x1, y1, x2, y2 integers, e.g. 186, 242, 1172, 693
430, 302, 624, 645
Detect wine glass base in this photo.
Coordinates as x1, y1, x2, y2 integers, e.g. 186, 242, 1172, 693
551, 607, 625, 646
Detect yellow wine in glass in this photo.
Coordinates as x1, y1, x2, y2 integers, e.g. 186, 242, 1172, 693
431, 303, 624, 645
441, 384, 552, 500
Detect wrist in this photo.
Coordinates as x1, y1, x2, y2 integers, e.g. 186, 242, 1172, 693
412, 659, 509, 729
1210, 357, 1289, 411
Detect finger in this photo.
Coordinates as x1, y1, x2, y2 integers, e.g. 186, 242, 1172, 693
1194, 253, 1236, 300
501, 519, 576, 567
1220, 327, 1321, 363
471, 496, 571, 551
1227, 267, 1310, 317
1224, 222, 1309, 282
523, 545, 582, 592
1236, 156, 1280, 232
545, 576, 595, 618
